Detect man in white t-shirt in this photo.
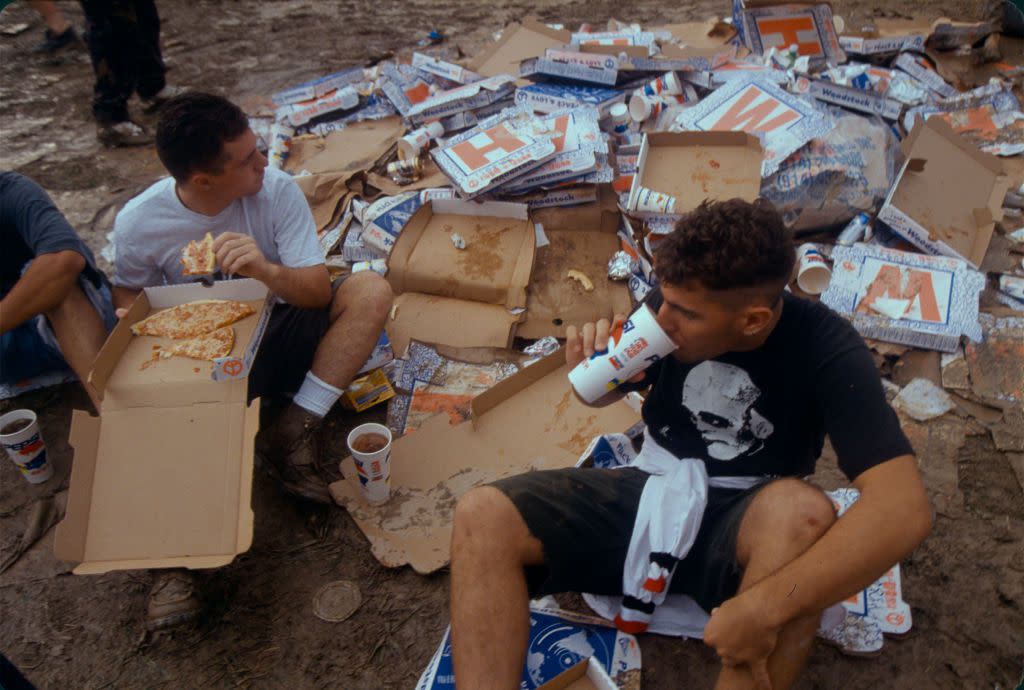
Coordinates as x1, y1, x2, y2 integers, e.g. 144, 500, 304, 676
112, 92, 393, 505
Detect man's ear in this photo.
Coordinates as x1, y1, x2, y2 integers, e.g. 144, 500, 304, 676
740, 304, 774, 337
189, 171, 211, 190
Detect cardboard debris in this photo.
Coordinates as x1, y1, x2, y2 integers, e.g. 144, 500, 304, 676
877, 117, 1012, 267
893, 378, 955, 421
626, 131, 764, 217
822, 244, 985, 353
520, 211, 632, 339
328, 350, 640, 573
285, 118, 405, 176
384, 199, 534, 354
963, 314, 1024, 405
416, 603, 641, 690
469, 18, 572, 80
520, 49, 622, 86
737, 3, 846, 65
514, 83, 624, 117
671, 75, 831, 177
55, 279, 272, 573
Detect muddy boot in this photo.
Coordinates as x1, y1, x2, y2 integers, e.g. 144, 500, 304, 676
147, 570, 200, 631
97, 120, 153, 148
256, 404, 334, 504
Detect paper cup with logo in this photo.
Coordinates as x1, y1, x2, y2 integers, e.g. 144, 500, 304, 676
606, 102, 630, 137
398, 121, 444, 160
0, 409, 52, 484
633, 186, 678, 214
796, 243, 832, 294
346, 422, 393, 505
628, 91, 667, 123
568, 304, 677, 403
642, 71, 683, 97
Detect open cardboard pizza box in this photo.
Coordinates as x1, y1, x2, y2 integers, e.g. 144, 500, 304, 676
55, 279, 274, 574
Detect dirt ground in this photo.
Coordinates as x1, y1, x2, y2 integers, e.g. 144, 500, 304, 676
1, 0, 1022, 688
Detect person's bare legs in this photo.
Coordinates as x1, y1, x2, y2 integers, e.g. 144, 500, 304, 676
44, 284, 110, 412
29, 1, 71, 34
713, 479, 837, 690
310, 271, 392, 390
451, 486, 545, 690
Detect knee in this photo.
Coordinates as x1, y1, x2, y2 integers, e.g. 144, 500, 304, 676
336, 271, 393, 318
741, 480, 836, 561
452, 487, 525, 554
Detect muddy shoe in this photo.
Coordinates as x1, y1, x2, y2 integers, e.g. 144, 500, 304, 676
34, 27, 80, 54
98, 120, 153, 148
256, 404, 334, 504
147, 571, 201, 631
140, 84, 189, 113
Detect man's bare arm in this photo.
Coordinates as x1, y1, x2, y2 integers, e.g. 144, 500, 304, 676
213, 232, 330, 308
0, 250, 84, 335
705, 454, 931, 661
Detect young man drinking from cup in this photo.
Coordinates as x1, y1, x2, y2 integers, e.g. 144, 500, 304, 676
448, 199, 931, 689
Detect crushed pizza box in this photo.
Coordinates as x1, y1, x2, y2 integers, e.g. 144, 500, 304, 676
416, 604, 641, 690
497, 107, 607, 194
411, 52, 480, 85
821, 244, 985, 353
795, 77, 904, 120
514, 83, 624, 117
520, 49, 622, 86
469, 18, 571, 80
328, 349, 641, 573
406, 75, 516, 126
737, 2, 846, 65
384, 199, 535, 354
271, 66, 366, 107
893, 53, 959, 99
432, 107, 558, 198
877, 117, 1011, 267
839, 30, 926, 56
626, 131, 764, 218
520, 207, 632, 339
55, 279, 274, 574
671, 74, 831, 177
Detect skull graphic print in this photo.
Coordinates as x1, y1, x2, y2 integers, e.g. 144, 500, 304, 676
681, 361, 774, 461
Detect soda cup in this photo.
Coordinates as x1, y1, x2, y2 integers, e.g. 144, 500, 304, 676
0, 409, 52, 485
568, 304, 677, 403
633, 186, 678, 214
267, 122, 295, 170
641, 72, 683, 97
606, 102, 630, 138
796, 243, 832, 294
397, 121, 444, 160
346, 423, 393, 505
837, 212, 871, 246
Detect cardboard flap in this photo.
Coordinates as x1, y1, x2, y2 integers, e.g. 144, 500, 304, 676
386, 293, 521, 356
469, 18, 571, 78
386, 200, 535, 307
471, 349, 564, 423
628, 131, 764, 214
53, 410, 102, 564
284, 118, 404, 176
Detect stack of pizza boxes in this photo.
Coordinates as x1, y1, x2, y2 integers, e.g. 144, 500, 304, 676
55, 279, 274, 573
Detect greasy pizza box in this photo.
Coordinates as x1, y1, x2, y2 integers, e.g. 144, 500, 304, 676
385, 199, 535, 354
877, 117, 1011, 268
328, 349, 641, 573
520, 205, 633, 339
537, 657, 618, 690
626, 131, 763, 218
469, 18, 571, 80
54, 279, 272, 574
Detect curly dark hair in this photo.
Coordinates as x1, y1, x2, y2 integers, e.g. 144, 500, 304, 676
653, 198, 795, 302
156, 92, 250, 182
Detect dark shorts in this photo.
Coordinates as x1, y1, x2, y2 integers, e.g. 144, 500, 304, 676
491, 467, 773, 613
247, 277, 344, 402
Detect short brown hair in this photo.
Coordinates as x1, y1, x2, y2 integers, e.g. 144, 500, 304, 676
156, 92, 249, 182
654, 198, 794, 302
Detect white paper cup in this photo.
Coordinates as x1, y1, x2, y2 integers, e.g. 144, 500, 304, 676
346, 423, 393, 505
633, 186, 677, 214
568, 304, 677, 403
0, 409, 52, 485
642, 71, 682, 97
398, 121, 444, 160
628, 91, 666, 122
607, 102, 629, 136
796, 243, 832, 294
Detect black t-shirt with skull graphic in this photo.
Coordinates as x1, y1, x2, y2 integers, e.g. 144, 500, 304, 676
635, 290, 913, 481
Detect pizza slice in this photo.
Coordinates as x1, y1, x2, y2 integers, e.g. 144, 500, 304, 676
165, 326, 235, 361
130, 299, 256, 339
181, 232, 216, 276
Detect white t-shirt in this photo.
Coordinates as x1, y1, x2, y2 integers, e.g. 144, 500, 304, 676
111, 167, 323, 289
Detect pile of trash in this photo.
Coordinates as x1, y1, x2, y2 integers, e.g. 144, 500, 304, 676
240, 2, 1023, 679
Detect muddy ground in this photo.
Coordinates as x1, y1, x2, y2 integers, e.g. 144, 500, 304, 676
1, 0, 1022, 688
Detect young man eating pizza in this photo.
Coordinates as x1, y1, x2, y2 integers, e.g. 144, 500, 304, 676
448, 199, 932, 689
110, 92, 392, 629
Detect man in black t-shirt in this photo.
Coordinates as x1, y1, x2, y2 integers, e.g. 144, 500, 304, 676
448, 199, 932, 689
0, 172, 115, 408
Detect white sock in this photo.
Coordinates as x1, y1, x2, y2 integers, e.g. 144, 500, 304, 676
293, 372, 342, 418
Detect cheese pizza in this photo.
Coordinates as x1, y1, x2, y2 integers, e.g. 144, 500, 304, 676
181, 232, 216, 276
166, 326, 235, 361
130, 299, 256, 339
